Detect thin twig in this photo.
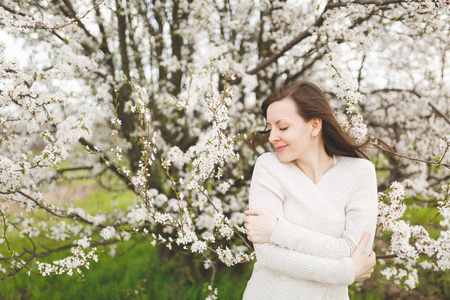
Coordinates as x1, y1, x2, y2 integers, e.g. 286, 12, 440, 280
377, 254, 397, 259
43, 0, 106, 30
370, 143, 450, 169
0, 211, 37, 274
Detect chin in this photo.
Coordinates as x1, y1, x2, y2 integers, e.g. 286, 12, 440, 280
276, 153, 293, 163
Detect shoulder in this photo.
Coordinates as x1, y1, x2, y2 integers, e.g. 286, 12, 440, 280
337, 156, 374, 170
253, 152, 286, 175
336, 156, 376, 180
251, 153, 287, 192
256, 152, 280, 165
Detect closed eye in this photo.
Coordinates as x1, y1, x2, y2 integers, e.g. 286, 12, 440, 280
280, 127, 288, 131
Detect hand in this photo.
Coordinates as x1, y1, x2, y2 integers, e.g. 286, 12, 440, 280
243, 209, 278, 243
351, 231, 376, 281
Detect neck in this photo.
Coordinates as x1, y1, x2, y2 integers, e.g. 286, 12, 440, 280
294, 142, 334, 184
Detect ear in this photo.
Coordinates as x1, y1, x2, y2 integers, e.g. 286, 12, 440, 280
310, 118, 322, 137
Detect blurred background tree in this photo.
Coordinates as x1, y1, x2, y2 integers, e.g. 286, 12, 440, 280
0, 0, 449, 298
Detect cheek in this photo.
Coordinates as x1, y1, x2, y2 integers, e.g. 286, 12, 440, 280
288, 132, 303, 143
289, 133, 309, 147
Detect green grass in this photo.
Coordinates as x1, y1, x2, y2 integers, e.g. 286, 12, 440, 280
72, 187, 136, 214
403, 198, 444, 239
2, 233, 448, 300
350, 291, 383, 300
2, 238, 445, 300
0, 238, 252, 300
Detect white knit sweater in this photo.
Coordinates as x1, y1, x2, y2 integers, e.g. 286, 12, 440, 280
243, 152, 378, 300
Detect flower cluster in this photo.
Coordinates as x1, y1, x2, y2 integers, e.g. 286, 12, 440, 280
327, 47, 368, 143
36, 238, 99, 277
378, 182, 450, 288
381, 265, 419, 290
378, 181, 406, 231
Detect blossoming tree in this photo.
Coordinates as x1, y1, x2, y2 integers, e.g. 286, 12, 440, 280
0, 0, 449, 298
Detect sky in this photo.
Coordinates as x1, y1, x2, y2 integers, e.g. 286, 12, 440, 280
0, 29, 87, 101
0, 30, 30, 66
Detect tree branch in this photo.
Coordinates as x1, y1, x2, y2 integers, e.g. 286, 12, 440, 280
370, 142, 450, 169
116, 0, 131, 80
247, 3, 329, 75
328, 0, 407, 8
247, 0, 385, 75
371, 88, 450, 125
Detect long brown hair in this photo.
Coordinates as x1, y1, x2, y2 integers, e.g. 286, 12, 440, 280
250, 81, 370, 159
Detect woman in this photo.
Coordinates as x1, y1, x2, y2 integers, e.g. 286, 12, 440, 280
242, 81, 378, 300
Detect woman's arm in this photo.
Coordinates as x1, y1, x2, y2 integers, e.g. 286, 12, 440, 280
254, 231, 375, 284
253, 243, 355, 285
269, 161, 377, 259
246, 157, 378, 260
246, 154, 358, 284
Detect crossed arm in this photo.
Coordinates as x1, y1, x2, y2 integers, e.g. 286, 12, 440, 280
245, 155, 378, 284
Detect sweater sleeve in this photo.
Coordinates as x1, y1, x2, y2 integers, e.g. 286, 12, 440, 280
249, 154, 355, 285
269, 159, 378, 259
254, 243, 355, 285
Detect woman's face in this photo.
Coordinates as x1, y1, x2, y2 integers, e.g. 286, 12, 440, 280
266, 97, 314, 163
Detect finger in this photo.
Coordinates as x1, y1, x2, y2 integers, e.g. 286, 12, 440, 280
369, 251, 376, 265
361, 231, 371, 244
244, 209, 257, 215
244, 216, 254, 226
356, 231, 371, 252
244, 209, 263, 215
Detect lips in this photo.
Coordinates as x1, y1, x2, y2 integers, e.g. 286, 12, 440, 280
276, 145, 287, 152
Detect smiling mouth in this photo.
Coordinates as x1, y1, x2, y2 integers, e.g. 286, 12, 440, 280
276, 145, 287, 152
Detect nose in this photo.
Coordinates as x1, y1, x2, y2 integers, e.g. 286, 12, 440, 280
268, 129, 280, 144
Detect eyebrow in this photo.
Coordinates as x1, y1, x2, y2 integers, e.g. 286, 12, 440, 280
266, 119, 287, 126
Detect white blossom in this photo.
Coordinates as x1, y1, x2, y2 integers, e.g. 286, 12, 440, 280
100, 226, 116, 241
